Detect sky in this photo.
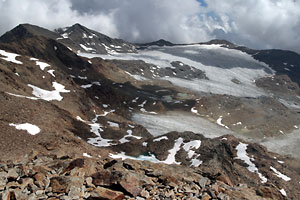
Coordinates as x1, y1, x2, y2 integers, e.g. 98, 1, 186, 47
0, 0, 300, 53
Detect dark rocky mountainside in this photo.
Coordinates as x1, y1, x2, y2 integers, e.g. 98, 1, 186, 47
55, 23, 136, 54
0, 23, 300, 199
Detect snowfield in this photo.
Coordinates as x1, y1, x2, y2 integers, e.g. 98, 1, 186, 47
80, 44, 274, 97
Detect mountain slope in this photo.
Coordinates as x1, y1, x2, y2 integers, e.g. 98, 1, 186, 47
1, 23, 300, 199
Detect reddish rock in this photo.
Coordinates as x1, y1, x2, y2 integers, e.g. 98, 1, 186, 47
90, 186, 124, 200
216, 174, 233, 187
50, 176, 69, 193
120, 173, 142, 197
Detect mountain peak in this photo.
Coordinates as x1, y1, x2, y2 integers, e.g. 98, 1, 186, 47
204, 39, 235, 46
138, 39, 174, 48
0, 23, 59, 43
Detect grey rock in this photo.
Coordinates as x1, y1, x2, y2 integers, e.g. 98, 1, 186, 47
7, 168, 19, 180
35, 189, 45, 195
198, 177, 211, 189
0, 171, 8, 189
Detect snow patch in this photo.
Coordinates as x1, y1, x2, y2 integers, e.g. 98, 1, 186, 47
9, 123, 40, 135
28, 82, 70, 101
270, 166, 291, 181
80, 44, 95, 52
47, 70, 55, 77
163, 137, 183, 165
83, 153, 92, 158
280, 189, 287, 197
0, 49, 23, 64
36, 61, 50, 70
217, 116, 229, 129
235, 142, 267, 183
153, 136, 168, 142
107, 121, 119, 128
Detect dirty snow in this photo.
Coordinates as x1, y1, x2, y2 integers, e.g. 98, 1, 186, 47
0, 49, 23, 64
132, 111, 234, 137
28, 82, 70, 101
9, 123, 40, 135
235, 142, 267, 183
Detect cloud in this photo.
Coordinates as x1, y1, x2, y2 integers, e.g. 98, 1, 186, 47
0, 0, 300, 53
0, 0, 118, 38
205, 0, 300, 52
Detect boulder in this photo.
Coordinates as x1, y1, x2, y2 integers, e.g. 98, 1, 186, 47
89, 186, 124, 200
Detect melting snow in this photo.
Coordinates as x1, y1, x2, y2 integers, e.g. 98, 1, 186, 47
78, 76, 88, 80
83, 153, 92, 158
9, 123, 40, 135
164, 137, 183, 165
107, 121, 119, 128
270, 166, 291, 181
235, 142, 267, 183
142, 142, 148, 146
217, 116, 229, 129
6, 92, 39, 100
36, 61, 50, 70
28, 82, 70, 101
280, 189, 287, 197
80, 84, 93, 89
80, 44, 95, 52
0, 50, 23, 64
191, 107, 199, 115
109, 152, 160, 163
153, 136, 168, 142
138, 100, 147, 107
47, 70, 55, 77
140, 108, 158, 115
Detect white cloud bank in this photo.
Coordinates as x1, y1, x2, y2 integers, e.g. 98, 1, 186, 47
0, 0, 300, 53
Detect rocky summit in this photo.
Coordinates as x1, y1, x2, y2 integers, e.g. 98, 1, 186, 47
0, 23, 300, 200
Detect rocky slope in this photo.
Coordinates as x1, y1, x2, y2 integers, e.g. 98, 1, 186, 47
0, 23, 300, 199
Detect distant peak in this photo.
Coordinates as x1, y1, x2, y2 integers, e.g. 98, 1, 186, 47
139, 39, 174, 47
206, 39, 234, 46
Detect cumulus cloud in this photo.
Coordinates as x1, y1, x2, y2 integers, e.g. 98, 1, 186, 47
0, 0, 118, 37
0, 0, 300, 53
206, 0, 300, 53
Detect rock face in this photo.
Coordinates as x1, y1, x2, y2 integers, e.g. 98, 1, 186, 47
1, 23, 300, 200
